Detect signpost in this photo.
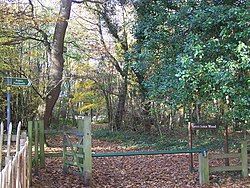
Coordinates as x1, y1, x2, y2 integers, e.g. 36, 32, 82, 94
188, 122, 218, 172
190, 123, 217, 130
6, 77, 32, 133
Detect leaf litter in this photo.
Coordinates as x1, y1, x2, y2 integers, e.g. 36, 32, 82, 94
31, 135, 250, 187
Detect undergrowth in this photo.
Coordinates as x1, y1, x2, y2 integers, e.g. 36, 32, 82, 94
93, 126, 242, 151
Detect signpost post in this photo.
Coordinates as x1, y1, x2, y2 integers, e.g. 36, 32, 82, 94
6, 76, 11, 134
6, 77, 32, 132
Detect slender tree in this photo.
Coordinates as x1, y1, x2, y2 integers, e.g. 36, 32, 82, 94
43, 0, 73, 128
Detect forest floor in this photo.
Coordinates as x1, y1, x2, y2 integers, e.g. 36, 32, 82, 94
30, 132, 250, 188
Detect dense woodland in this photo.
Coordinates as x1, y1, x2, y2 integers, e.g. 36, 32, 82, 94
0, 0, 249, 134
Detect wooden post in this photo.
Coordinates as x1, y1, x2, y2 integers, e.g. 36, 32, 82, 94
16, 122, 21, 153
28, 121, 33, 186
20, 131, 27, 148
6, 159, 10, 187
78, 119, 84, 133
0, 169, 1, 186
16, 151, 21, 188
241, 140, 248, 178
39, 120, 45, 168
199, 151, 209, 185
6, 122, 12, 165
188, 122, 194, 172
34, 121, 39, 175
23, 140, 28, 188
63, 133, 67, 173
224, 124, 229, 166
83, 116, 92, 186
15, 122, 22, 188
78, 119, 84, 165
0, 122, 4, 171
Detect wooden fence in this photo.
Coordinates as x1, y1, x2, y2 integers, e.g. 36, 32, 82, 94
199, 140, 248, 184
28, 120, 45, 177
27, 119, 92, 186
25, 119, 249, 186
0, 122, 30, 188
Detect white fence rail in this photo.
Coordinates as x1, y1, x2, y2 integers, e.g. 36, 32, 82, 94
0, 122, 30, 188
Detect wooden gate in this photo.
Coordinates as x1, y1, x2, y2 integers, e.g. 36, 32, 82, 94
62, 117, 92, 186
63, 131, 84, 176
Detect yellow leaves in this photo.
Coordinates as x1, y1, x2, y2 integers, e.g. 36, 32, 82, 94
73, 90, 94, 103
78, 103, 95, 112
0, 62, 11, 72
72, 79, 105, 113
74, 80, 95, 90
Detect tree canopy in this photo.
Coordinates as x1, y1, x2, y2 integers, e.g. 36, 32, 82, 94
0, 0, 249, 131
133, 0, 249, 127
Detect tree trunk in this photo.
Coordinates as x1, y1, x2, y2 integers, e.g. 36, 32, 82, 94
114, 77, 128, 130
96, 2, 130, 130
105, 92, 113, 130
142, 101, 152, 132
135, 72, 152, 132
44, 0, 72, 129
224, 123, 229, 166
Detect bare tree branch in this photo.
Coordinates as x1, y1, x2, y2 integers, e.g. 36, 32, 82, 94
73, 0, 104, 4
72, 9, 99, 26
0, 33, 49, 46
97, 14, 124, 77
28, 0, 35, 17
0, 38, 24, 45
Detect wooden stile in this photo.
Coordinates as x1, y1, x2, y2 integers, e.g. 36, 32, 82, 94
199, 141, 248, 185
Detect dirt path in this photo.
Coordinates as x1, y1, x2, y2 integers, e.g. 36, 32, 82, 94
31, 135, 250, 188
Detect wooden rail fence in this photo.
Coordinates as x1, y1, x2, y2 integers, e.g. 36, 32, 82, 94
0, 122, 30, 188
26, 119, 249, 186
199, 140, 248, 184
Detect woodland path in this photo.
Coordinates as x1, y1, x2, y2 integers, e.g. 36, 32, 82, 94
31, 135, 250, 188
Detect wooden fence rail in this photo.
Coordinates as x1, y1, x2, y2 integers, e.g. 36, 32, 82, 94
0, 122, 30, 188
